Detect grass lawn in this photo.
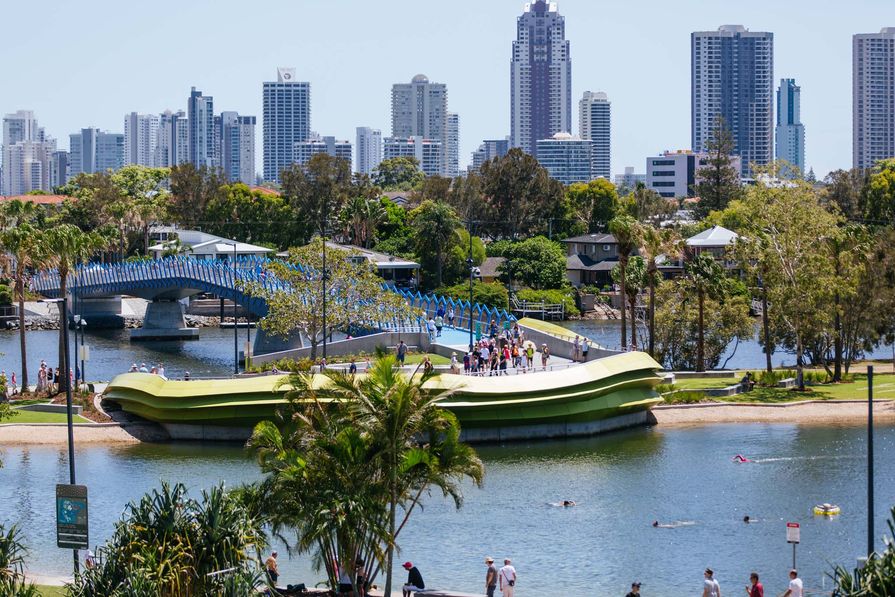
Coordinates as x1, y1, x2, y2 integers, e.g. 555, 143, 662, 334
35, 586, 67, 597
669, 372, 895, 403
404, 353, 450, 366
5, 410, 92, 424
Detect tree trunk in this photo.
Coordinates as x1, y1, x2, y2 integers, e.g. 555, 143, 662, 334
648, 271, 655, 358
384, 462, 397, 597
697, 289, 705, 372
629, 295, 637, 349
619, 258, 627, 350
833, 291, 842, 382
762, 286, 772, 373
17, 272, 28, 391
796, 334, 805, 391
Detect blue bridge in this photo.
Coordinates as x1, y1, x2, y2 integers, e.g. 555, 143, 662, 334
30, 256, 515, 354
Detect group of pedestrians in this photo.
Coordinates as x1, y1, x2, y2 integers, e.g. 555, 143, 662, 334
696, 567, 802, 597
129, 362, 167, 379
426, 305, 456, 341
35, 360, 67, 394
484, 557, 517, 597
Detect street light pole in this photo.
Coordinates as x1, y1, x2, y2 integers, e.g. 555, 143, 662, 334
47, 297, 79, 574
321, 198, 329, 360
232, 244, 238, 375
868, 365, 875, 556
466, 216, 474, 352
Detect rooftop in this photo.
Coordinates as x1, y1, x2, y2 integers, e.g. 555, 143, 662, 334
686, 225, 739, 247
561, 233, 617, 244
0, 194, 70, 205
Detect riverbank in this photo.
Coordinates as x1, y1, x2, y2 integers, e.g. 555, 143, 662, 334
653, 398, 895, 425
3, 399, 893, 445
0, 422, 168, 444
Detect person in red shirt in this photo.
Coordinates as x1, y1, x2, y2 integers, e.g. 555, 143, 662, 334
746, 571, 764, 597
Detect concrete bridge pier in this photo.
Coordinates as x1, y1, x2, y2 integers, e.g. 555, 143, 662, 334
69, 295, 126, 328
252, 326, 304, 356
131, 300, 199, 341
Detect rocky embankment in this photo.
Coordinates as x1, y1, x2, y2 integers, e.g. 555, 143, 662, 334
4, 315, 225, 331
575, 302, 621, 320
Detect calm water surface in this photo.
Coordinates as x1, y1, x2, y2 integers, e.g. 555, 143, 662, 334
1, 424, 893, 596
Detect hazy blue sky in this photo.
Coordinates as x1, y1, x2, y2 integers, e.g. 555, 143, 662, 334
2, 0, 890, 178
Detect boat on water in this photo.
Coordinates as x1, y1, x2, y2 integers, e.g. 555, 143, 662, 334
103, 351, 664, 442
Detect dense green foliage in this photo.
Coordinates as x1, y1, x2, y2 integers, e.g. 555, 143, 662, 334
437, 281, 510, 310
831, 506, 895, 596
0, 524, 38, 596
497, 236, 567, 290
515, 288, 580, 317
69, 482, 265, 597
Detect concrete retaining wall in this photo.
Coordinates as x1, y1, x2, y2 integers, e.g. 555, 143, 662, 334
517, 323, 621, 362
17, 403, 84, 415
252, 331, 431, 365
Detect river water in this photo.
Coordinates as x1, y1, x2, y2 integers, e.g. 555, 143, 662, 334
1, 423, 892, 595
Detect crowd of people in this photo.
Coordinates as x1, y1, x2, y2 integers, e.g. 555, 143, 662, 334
128, 362, 167, 380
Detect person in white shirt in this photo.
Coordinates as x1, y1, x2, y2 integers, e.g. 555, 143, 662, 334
499, 558, 517, 597
702, 567, 721, 597
782, 569, 802, 597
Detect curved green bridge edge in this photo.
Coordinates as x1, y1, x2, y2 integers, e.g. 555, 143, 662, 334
103, 352, 664, 442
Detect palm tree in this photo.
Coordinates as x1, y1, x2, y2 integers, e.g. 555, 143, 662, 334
0, 524, 39, 596
0, 199, 37, 229
609, 215, 641, 350
685, 252, 725, 372
612, 256, 647, 350
341, 196, 387, 248
42, 225, 109, 389
0, 224, 44, 393
638, 226, 681, 358
411, 200, 461, 287
249, 356, 483, 596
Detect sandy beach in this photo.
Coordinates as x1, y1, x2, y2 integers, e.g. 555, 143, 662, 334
0, 423, 168, 444
653, 399, 895, 426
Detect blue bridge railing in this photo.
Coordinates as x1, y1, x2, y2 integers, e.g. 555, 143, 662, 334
30, 256, 516, 334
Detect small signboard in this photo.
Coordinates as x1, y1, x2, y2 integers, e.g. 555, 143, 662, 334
56, 484, 89, 550
78, 345, 90, 361
786, 522, 800, 544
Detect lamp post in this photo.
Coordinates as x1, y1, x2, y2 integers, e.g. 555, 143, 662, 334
466, 210, 475, 352
223, 242, 239, 375
42, 297, 78, 574
868, 365, 875, 556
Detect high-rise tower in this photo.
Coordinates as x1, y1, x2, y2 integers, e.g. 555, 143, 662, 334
187, 87, 215, 169
262, 67, 311, 183
511, 0, 572, 157
579, 91, 611, 179
775, 79, 805, 177
853, 28, 895, 170
692, 25, 774, 176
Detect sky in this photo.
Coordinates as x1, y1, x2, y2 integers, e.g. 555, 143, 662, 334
2, 0, 891, 179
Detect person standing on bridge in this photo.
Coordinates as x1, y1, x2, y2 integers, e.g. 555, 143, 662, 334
435, 313, 444, 337
447, 306, 455, 327
581, 338, 589, 362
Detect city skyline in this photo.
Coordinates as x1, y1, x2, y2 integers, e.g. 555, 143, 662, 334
0, 0, 891, 180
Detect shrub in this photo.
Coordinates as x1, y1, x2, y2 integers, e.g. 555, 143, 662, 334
0, 284, 12, 306
515, 288, 580, 318
436, 281, 509, 310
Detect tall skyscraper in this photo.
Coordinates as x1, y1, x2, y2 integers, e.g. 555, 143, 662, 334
156, 110, 189, 168
775, 79, 806, 177
391, 74, 455, 176
853, 28, 895, 170
1, 110, 55, 195
445, 113, 460, 178
578, 91, 611, 179
218, 112, 256, 185
511, 0, 572, 157
263, 67, 311, 183
692, 25, 774, 176
187, 87, 215, 169
69, 128, 125, 175
124, 112, 160, 167
356, 127, 382, 176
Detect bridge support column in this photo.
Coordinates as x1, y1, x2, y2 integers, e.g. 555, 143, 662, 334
131, 300, 199, 341
252, 327, 304, 356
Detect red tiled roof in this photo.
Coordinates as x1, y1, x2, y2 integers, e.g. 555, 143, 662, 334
0, 194, 71, 205
250, 186, 280, 197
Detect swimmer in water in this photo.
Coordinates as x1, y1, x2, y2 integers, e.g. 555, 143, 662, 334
743, 515, 751, 523
733, 454, 752, 463
653, 520, 695, 528
562, 500, 576, 507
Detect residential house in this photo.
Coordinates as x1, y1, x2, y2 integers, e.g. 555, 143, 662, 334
561, 233, 621, 287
